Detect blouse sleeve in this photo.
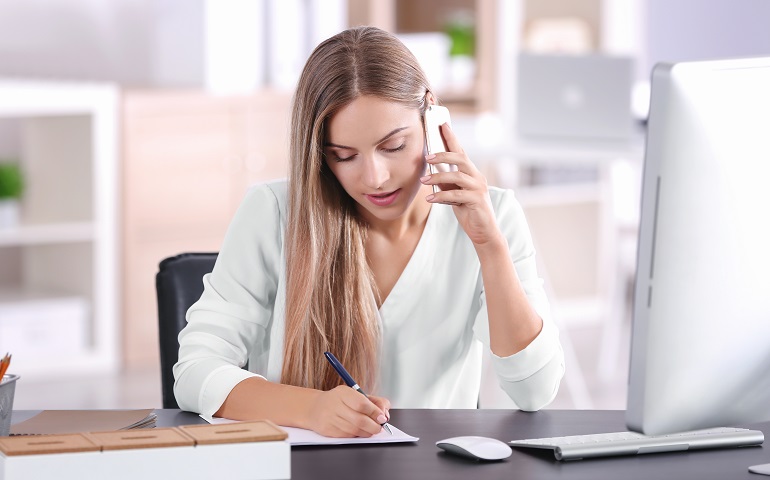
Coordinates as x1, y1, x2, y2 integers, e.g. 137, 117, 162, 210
173, 183, 284, 417
472, 188, 565, 411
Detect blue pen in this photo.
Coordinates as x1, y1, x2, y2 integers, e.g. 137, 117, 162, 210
324, 351, 393, 435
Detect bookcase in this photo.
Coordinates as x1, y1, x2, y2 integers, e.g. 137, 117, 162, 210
0, 79, 119, 378
348, 0, 498, 114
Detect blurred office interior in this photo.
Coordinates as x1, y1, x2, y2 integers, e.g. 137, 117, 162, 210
1, 0, 768, 411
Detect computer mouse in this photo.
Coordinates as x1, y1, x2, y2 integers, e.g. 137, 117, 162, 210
436, 435, 512, 461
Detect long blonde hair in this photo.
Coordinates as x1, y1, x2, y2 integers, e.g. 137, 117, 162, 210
282, 26, 432, 392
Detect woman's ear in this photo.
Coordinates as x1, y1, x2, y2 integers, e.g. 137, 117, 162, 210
425, 91, 437, 106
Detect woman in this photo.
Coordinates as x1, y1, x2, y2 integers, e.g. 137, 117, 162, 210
174, 26, 564, 438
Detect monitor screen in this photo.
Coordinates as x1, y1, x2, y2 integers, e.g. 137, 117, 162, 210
626, 56, 770, 435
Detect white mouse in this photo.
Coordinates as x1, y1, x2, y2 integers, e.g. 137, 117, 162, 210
436, 436, 512, 461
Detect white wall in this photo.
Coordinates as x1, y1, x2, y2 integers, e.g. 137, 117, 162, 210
0, 0, 346, 90
644, 0, 770, 77
0, 0, 157, 85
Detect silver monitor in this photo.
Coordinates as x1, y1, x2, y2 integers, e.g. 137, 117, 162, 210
626, 56, 770, 435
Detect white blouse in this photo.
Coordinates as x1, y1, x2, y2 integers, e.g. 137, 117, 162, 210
174, 181, 564, 417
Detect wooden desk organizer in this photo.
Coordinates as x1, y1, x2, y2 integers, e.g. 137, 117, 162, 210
0, 420, 290, 480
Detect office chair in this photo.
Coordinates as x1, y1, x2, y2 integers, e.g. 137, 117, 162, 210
155, 252, 218, 409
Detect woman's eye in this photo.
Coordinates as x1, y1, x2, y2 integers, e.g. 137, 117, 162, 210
383, 143, 406, 153
327, 151, 356, 162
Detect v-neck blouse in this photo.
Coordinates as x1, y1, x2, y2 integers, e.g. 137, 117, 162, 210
174, 181, 565, 417
375, 194, 437, 315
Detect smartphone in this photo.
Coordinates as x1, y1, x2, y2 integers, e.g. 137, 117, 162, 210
423, 105, 454, 192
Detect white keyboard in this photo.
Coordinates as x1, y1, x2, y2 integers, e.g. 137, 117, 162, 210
509, 427, 764, 461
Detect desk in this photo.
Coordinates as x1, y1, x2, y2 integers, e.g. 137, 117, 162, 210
146, 409, 769, 479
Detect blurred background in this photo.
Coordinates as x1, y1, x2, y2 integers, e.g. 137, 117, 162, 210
1, 0, 768, 411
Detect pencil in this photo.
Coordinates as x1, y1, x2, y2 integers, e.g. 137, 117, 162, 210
0, 353, 11, 379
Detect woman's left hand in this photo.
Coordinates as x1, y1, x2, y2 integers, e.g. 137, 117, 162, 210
421, 123, 503, 246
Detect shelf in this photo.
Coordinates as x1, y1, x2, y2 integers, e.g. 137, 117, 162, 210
0, 286, 82, 303
0, 77, 119, 379
0, 287, 94, 378
0, 222, 95, 246
347, 0, 497, 113
517, 182, 604, 207
0, 79, 117, 118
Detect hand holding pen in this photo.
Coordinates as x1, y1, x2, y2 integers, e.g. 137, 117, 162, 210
324, 352, 393, 435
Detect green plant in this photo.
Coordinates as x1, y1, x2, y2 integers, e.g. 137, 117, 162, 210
0, 163, 24, 200
445, 15, 475, 57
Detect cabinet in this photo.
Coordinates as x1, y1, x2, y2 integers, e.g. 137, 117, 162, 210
348, 0, 498, 114
0, 79, 119, 378
121, 90, 292, 368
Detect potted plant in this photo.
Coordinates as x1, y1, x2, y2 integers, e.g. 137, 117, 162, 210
0, 162, 24, 228
444, 11, 476, 90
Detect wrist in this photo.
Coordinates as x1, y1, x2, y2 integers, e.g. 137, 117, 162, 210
298, 387, 323, 430
473, 232, 508, 259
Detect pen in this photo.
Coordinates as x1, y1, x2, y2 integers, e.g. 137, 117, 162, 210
324, 351, 393, 435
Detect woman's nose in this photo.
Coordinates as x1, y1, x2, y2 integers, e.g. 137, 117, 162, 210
361, 155, 389, 189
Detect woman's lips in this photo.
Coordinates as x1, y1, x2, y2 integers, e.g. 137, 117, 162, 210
365, 189, 401, 207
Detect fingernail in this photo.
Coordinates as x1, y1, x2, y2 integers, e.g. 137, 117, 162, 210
425, 154, 436, 160
377, 414, 387, 424
426, 194, 435, 202
420, 175, 430, 182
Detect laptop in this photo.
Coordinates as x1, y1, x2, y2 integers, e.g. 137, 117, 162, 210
516, 53, 635, 141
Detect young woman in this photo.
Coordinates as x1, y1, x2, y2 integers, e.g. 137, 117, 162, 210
174, 26, 564, 438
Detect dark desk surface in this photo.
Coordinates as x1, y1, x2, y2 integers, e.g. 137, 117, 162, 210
151, 409, 770, 480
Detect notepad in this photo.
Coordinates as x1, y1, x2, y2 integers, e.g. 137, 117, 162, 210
10, 409, 157, 435
202, 415, 420, 445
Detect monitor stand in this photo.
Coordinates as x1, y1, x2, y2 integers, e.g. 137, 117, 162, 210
749, 463, 770, 476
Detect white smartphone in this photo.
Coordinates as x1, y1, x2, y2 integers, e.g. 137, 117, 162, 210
424, 104, 451, 158
423, 105, 454, 192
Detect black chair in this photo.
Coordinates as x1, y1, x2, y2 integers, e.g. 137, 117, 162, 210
155, 252, 218, 409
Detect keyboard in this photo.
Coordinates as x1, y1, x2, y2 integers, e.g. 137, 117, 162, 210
509, 427, 764, 461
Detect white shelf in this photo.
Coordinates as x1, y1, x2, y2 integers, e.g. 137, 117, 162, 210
0, 79, 118, 118
517, 182, 605, 207
0, 78, 119, 379
0, 222, 95, 246
0, 286, 84, 302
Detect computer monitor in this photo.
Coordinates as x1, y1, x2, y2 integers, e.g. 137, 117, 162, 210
626, 56, 770, 436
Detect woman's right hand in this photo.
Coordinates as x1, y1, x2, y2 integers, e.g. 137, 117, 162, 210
305, 385, 391, 438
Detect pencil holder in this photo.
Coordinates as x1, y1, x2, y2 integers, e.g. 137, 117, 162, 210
0, 375, 19, 436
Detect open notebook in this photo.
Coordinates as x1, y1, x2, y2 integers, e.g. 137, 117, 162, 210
203, 415, 419, 446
